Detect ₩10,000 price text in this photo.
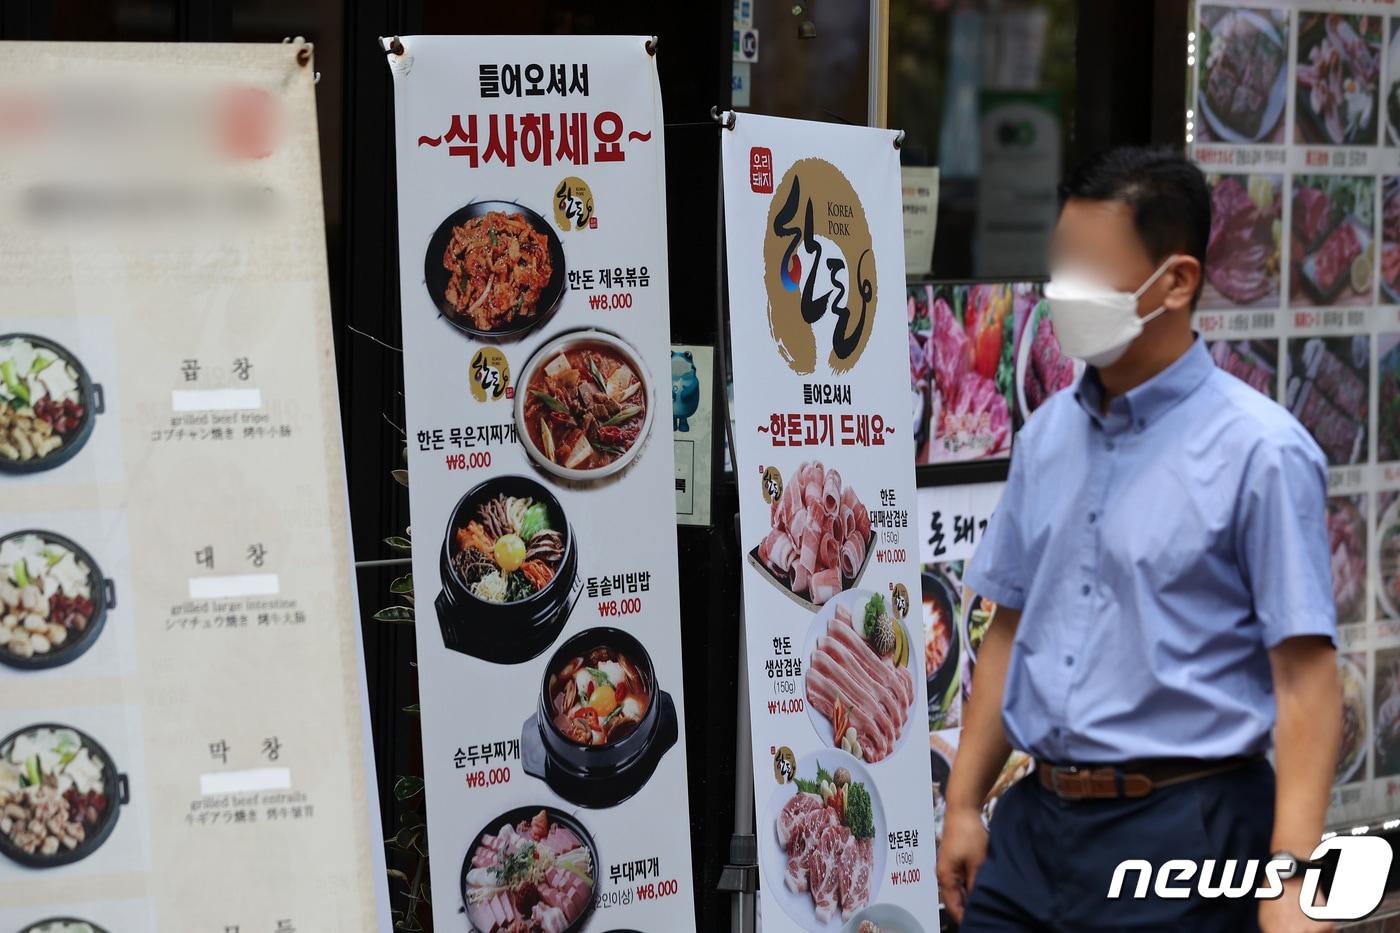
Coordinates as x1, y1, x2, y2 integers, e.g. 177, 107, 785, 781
875, 547, 906, 564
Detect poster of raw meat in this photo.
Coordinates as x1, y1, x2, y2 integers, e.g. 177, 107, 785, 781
1197, 6, 1289, 144
1190, 0, 1400, 835
1203, 173, 1283, 309
910, 283, 1017, 464
1207, 338, 1279, 397
1287, 334, 1370, 466
1290, 175, 1375, 308
386, 36, 698, 932
723, 113, 940, 931
1296, 12, 1382, 146
1011, 284, 1079, 425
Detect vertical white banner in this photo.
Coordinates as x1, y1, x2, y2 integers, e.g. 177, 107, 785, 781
387, 36, 697, 932
722, 113, 940, 931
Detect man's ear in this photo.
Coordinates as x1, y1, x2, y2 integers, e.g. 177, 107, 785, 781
1166, 256, 1203, 312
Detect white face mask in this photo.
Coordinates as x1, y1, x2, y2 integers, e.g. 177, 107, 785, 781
1044, 257, 1179, 368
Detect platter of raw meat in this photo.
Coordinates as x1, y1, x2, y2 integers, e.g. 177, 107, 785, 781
764, 749, 886, 929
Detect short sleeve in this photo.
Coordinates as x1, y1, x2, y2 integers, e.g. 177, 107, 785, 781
964, 447, 1031, 611
1237, 436, 1336, 648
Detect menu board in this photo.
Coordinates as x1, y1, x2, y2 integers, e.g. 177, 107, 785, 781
722, 113, 941, 932
386, 36, 698, 932
908, 281, 1081, 466
1189, 0, 1400, 828
0, 43, 388, 929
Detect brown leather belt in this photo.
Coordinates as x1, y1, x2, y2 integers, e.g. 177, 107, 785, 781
1036, 756, 1261, 800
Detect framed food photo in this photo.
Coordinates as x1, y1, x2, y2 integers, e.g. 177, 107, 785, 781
911, 280, 1076, 488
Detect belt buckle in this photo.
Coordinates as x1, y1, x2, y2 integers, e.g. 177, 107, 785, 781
1052, 765, 1083, 800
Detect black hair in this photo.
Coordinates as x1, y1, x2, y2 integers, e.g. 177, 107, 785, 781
1058, 147, 1211, 268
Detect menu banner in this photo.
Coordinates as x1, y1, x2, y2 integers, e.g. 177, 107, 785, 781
1188, 0, 1400, 829
0, 42, 388, 930
386, 35, 698, 932
722, 113, 940, 932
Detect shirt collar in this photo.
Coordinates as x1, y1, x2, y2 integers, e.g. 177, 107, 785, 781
1073, 336, 1213, 432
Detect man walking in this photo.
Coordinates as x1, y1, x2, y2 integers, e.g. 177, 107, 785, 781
936, 147, 1340, 932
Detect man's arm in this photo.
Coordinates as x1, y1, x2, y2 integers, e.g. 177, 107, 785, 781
935, 605, 1020, 922
1259, 635, 1339, 932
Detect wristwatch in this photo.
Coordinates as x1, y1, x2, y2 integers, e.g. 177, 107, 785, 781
1269, 850, 1319, 880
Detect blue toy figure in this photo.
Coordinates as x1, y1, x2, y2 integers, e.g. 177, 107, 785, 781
671, 350, 700, 432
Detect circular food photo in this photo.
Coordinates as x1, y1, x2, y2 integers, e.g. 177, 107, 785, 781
522, 626, 679, 809
1378, 497, 1400, 620
1015, 298, 1080, 424
0, 334, 103, 475
435, 475, 579, 664
803, 589, 918, 765
922, 570, 961, 720
764, 748, 886, 929
929, 733, 954, 848
460, 805, 597, 933
423, 201, 566, 341
0, 724, 127, 868
0, 531, 113, 671
1337, 655, 1367, 786
842, 903, 925, 933
516, 329, 653, 482
20, 920, 111, 933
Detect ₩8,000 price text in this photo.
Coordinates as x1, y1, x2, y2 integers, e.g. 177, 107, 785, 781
464, 766, 512, 790
587, 292, 634, 311
446, 451, 493, 471
597, 597, 642, 618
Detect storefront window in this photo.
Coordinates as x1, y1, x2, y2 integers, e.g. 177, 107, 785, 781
889, 0, 1077, 279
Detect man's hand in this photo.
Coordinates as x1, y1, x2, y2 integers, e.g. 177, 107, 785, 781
936, 805, 989, 923
1258, 878, 1334, 933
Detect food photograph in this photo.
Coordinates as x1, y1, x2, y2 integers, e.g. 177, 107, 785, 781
0, 335, 103, 475
927, 731, 1033, 842
460, 806, 597, 933
803, 590, 919, 765
1286, 335, 1370, 467
1197, 6, 1288, 144
1328, 495, 1368, 627
0, 724, 127, 869
921, 565, 962, 730
1337, 653, 1368, 787
1201, 174, 1282, 310
1207, 339, 1278, 399
1379, 334, 1400, 463
17, 920, 111, 933
919, 283, 1015, 464
1388, 19, 1400, 146
908, 287, 932, 461
0, 531, 113, 671
515, 329, 653, 482
764, 750, 884, 929
1295, 13, 1382, 147
423, 201, 567, 341
1012, 285, 1078, 427
435, 475, 580, 664
1382, 178, 1400, 302
1375, 647, 1400, 778
520, 626, 679, 808
751, 461, 874, 610
841, 903, 924, 933
1290, 175, 1375, 308
1378, 492, 1400, 620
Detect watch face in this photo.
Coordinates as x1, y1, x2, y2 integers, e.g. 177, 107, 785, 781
1272, 853, 1300, 879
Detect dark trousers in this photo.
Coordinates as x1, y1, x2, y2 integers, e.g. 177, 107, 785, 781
960, 759, 1275, 932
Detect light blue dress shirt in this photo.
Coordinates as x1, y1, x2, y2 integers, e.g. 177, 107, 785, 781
965, 337, 1336, 764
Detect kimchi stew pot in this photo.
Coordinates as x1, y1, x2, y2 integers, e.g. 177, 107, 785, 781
516, 330, 654, 481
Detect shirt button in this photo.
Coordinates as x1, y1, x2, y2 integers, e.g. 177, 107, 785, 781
1065, 655, 1074, 667
1105, 440, 1116, 451
1088, 512, 1098, 524
1081, 583, 1091, 596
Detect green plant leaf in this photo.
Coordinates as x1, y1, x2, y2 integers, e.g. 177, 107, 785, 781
395, 775, 424, 800
384, 535, 412, 552
374, 606, 415, 623
394, 826, 421, 849
390, 574, 414, 594
402, 703, 420, 714
391, 468, 410, 487
399, 809, 425, 829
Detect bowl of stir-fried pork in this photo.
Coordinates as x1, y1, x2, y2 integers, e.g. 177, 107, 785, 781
423, 200, 567, 340
516, 329, 654, 482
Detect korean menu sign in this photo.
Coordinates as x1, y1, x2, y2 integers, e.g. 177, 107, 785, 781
386, 36, 698, 932
1189, 0, 1400, 828
0, 43, 388, 930
722, 113, 940, 931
